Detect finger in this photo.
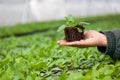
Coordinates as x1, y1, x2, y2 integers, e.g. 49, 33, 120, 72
57, 38, 97, 47
62, 39, 96, 47
57, 40, 85, 46
64, 40, 86, 46
57, 40, 90, 48
57, 40, 86, 47
57, 40, 67, 45
57, 40, 80, 46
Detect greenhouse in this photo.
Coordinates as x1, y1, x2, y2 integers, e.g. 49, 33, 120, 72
0, 0, 120, 26
0, 0, 120, 80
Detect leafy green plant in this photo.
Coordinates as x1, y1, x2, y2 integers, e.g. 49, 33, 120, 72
57, 14, 90, 32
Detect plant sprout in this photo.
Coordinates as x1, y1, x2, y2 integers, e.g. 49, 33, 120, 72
57, 14, 90, 32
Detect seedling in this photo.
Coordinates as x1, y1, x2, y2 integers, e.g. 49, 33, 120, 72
58, 15, 90, 42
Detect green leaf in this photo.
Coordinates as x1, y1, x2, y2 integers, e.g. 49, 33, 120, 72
57, 25, 66, 32
65, 14, 75, 23
0, 54, 10, 67
57, 15, 79, 32
65, 14, 78, 27
26, 75, 33, 80
102, 76, 112, 80
79, 22, 90, 25
77, 28, 82, 33
67, 71, 83, 80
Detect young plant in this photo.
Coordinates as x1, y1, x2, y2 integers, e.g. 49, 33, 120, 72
57, 14, 90, 42
57, 14, 90, 32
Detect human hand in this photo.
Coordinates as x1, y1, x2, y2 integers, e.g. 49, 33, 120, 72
57, 30, 107, 48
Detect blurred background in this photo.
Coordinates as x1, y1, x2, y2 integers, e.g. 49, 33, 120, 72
0, 0, 120, 27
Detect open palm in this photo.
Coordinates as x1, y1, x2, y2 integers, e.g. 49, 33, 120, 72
57, 30, 107, 48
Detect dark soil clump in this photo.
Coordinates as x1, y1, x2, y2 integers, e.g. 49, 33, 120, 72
64, 25, 85, 42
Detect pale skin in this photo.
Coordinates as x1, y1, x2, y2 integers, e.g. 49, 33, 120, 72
57, 30, 107, 48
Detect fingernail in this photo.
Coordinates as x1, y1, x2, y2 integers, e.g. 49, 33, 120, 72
57, 41, 60, 44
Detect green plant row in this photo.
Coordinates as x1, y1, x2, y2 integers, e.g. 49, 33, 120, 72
0, 21, 64, 37
0, 14, 120, 37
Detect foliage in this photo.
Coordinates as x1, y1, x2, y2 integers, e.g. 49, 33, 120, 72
0, 14, 120, 80
57, 14, 89, 32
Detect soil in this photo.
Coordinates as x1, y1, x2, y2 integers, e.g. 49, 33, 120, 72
64, 25, 85, 42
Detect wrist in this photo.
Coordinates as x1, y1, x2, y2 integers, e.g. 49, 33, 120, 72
97, 31, 116, 58
100, 33, 107, 47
